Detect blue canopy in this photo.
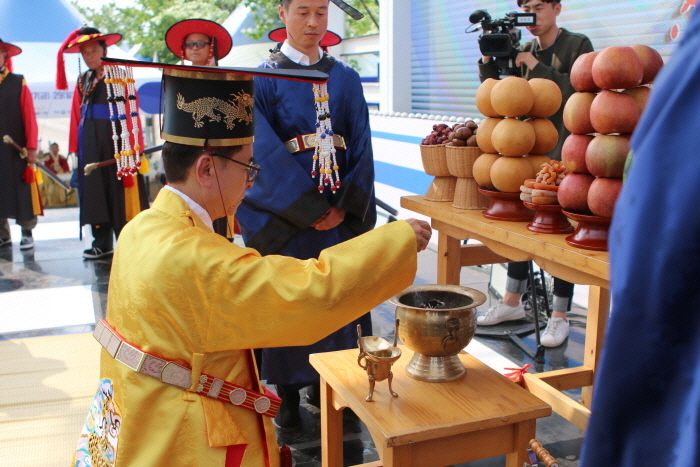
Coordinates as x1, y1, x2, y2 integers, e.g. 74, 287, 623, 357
0, 0, 83, 42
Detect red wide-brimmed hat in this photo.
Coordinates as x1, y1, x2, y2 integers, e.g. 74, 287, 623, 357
165, 19, 232, 61
268, 28, 342, 48
0, 38, 22, 72
62, 27, 122, 53
56, 27, 122, 90
0, 38, 22, 58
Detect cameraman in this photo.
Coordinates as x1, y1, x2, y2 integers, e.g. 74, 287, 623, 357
476, 0, 593, 348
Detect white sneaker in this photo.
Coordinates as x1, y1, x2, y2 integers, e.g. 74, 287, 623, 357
477, 300, 526, 325
540, 317, 569, 347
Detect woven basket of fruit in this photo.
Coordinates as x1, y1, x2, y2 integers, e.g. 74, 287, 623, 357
453, 177, 489, 210
424, 176, 457, 202
446, 145, 482, 178
419, 144, 449, 176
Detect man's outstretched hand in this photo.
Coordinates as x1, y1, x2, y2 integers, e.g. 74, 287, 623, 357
405, 218, 432, 252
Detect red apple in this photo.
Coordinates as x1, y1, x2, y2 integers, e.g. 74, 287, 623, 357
622, 86, 651, 116
588, 177, 623, 218
562, 134, 593, 174
592, 46, 644, 90
630, 44, 664, 85
563, 92, 596, 134
590, 90, 640, 135
558, 173, 595, 213
571, 51, 600, 92
585, 135, 630, 178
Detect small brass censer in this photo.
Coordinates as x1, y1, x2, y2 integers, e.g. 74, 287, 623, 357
357, 320, 402, 402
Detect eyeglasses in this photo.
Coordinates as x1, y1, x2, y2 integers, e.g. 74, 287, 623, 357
212, 154, 261, 182
184, 40, 211, 50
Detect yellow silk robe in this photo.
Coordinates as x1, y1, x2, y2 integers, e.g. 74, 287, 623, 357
74, 188, 418, 467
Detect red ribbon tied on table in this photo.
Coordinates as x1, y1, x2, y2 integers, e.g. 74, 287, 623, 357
504, 364, 532, 388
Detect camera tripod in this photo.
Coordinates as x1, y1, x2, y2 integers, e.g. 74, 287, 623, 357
476, 261, 552, 363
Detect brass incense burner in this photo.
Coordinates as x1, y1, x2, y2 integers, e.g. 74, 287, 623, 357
390, 284, 486, 383
357, 321, 402, 402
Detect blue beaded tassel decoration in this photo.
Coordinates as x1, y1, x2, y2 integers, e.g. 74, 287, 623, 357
311, 83, 340, 193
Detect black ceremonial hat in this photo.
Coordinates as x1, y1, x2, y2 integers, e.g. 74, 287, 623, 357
101, 58, 328, 148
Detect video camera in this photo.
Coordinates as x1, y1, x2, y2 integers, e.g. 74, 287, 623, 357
467, 10, 536, 77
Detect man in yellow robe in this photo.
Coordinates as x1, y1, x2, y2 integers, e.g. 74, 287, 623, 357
73, 61, 432, 467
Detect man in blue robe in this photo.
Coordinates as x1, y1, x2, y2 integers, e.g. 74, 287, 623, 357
580, 8, 700, 466
236, 0, 375, 430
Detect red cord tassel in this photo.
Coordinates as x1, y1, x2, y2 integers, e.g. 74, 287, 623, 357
22, 164, 35, 183
504, 364, 532, 388
279, 445, 293, 467
56, 28, 81, 90
122, 175, 134, 188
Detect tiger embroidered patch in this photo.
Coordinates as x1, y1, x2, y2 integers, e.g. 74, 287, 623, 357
74, 379, 122, 467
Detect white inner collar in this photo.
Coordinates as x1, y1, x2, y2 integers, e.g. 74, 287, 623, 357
280, 40, 323, 66
164, 185, 214, 232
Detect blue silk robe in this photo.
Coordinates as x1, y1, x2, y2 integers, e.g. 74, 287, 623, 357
580, 9, 700, 466
73, 188, 418, 467
237, 52, 377, 385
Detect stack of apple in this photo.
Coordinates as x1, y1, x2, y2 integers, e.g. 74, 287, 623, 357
559, 44, 663, 217
472, 76, 561, 195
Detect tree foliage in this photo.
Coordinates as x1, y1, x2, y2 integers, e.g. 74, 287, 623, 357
71, 0, 239, 63
72, 0, 380, 63
240, 0, 379, 40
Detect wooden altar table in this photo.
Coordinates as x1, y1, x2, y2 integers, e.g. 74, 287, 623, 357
401, 195, 611, 431
310, 346, 551, 467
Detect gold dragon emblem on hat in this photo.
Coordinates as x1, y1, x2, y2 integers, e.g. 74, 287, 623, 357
176, 90, 254, 130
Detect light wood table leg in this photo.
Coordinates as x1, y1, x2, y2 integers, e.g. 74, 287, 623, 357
581, 286, 610, 408
437, 230, 462, 285
379, 443, 412, 467
321, 377, 344, 467
505, 419, 535, 467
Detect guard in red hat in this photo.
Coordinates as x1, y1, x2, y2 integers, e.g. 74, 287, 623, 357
0, 38, 40, 251
57, 27, 149, 260
165, 18, 232, 66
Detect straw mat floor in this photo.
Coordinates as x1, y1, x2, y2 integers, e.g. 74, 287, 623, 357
0, 332, 100, 466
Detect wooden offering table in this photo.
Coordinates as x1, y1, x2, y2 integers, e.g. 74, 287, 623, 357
310, 346, 551, 467
400, 195, 610, 431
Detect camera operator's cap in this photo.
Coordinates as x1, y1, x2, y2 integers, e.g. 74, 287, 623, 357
268, 27, 342, 48
165, 19, 233, 60
56, 26, 123, 90
101, 57, 328, 147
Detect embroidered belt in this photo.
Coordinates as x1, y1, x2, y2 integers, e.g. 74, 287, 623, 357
93, 319, 281, 417
284, 133, 346, 154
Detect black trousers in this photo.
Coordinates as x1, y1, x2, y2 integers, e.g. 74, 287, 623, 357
91, 223, 117, 250
507, 261, 573, 311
